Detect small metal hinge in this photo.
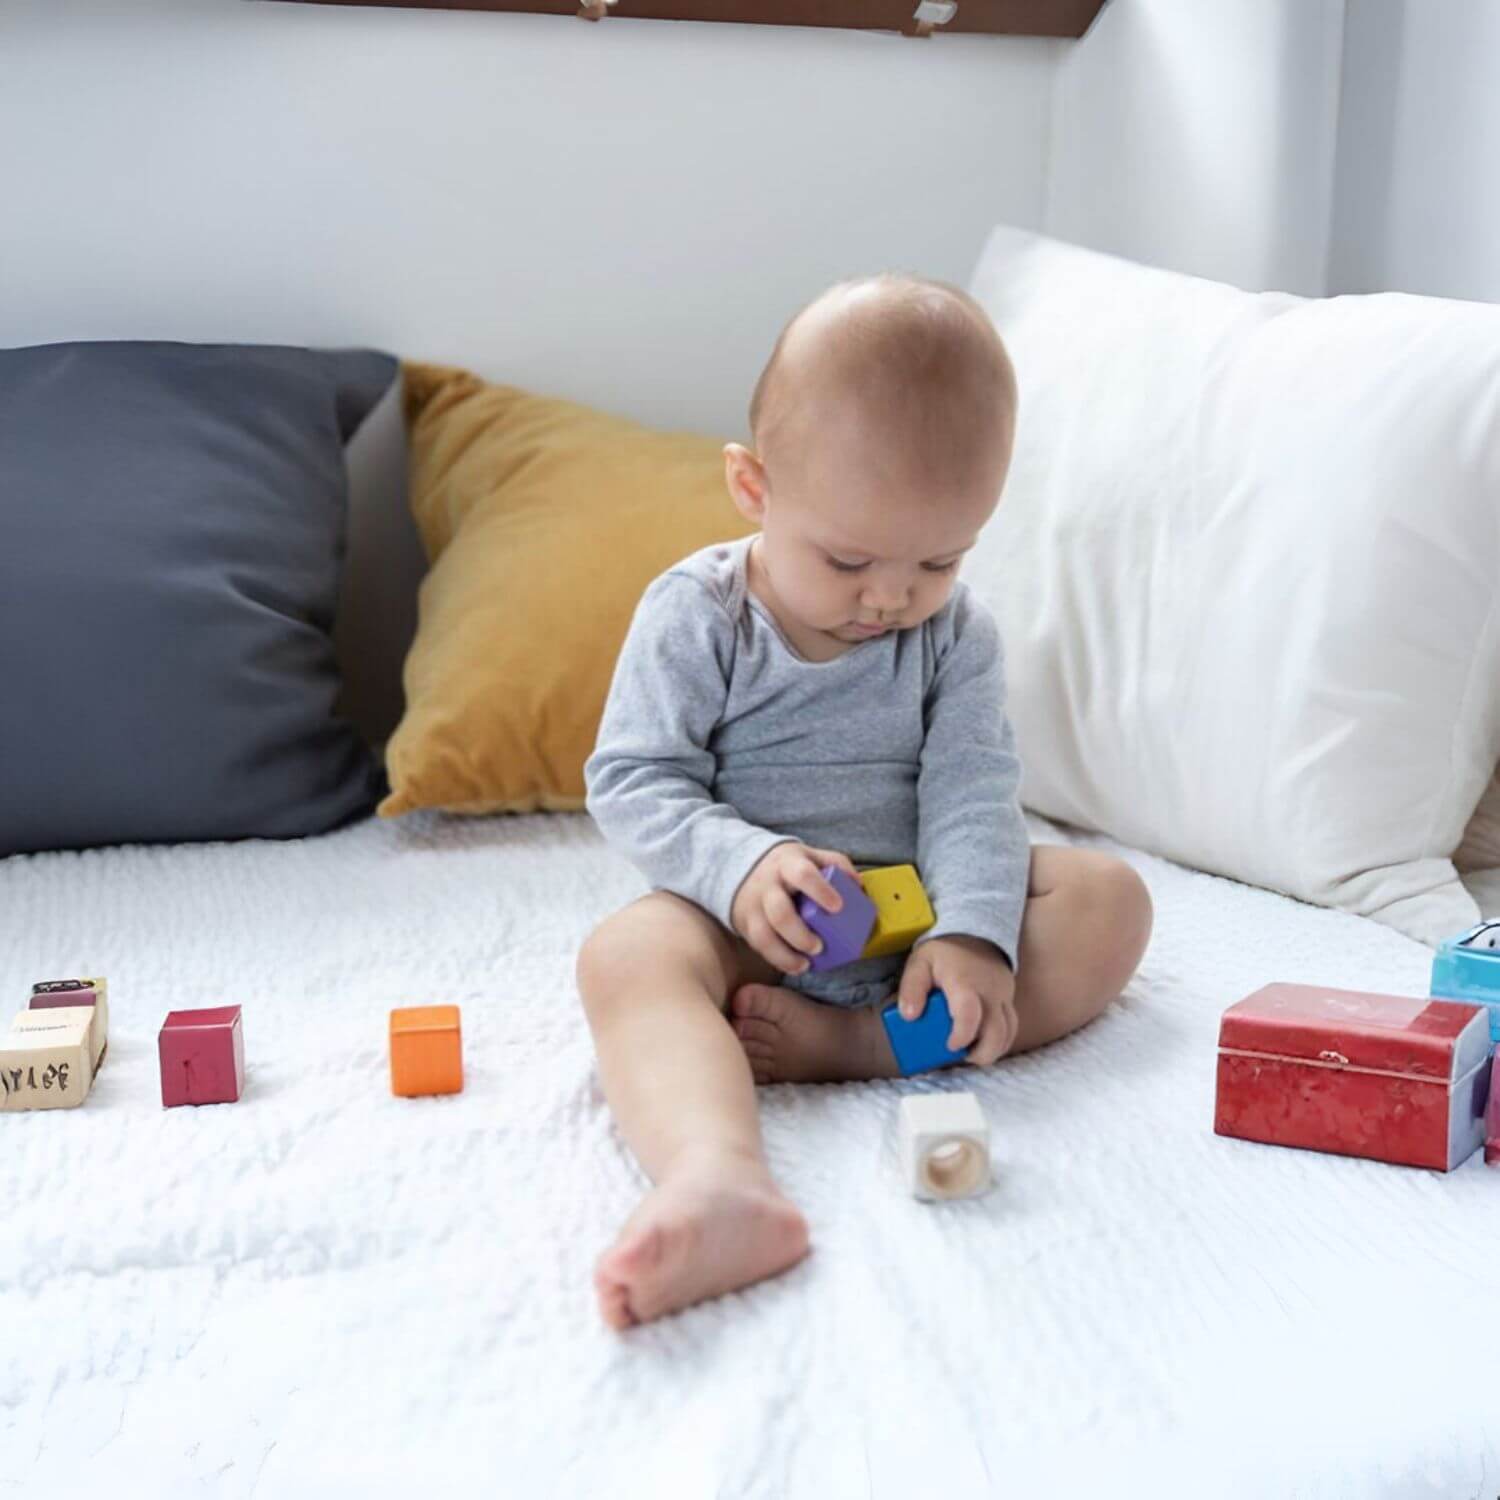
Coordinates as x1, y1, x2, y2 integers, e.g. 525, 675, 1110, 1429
912, 0, 957, 35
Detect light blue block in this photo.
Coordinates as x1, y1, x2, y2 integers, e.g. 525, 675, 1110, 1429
881, 988, 967, 1076
1431, 921, 1500, 1045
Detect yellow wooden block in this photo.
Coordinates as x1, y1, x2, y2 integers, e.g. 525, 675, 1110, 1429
859, 864, 936, 958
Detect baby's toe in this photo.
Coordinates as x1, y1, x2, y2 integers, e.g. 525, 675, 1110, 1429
732, 1015, 783, 1048
731, 982, 790, 1022
743, 1053, 778, 1085
593, 1262, 638, 1330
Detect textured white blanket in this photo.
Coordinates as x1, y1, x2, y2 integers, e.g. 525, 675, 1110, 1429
4, 811, 1498, 1498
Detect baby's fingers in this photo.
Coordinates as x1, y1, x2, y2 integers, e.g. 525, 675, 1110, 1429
766, 886, 824, 962
896, 949, 934, 1021
968, 999, 1018, 1067
746, 913, 812, 975
944, 986, 984, 1053
787, 853, 845, 915
804, 846, 860, 884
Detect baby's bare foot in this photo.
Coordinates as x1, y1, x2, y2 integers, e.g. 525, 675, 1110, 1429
730, 983, 900, 1085
593, 1148, 810, 1330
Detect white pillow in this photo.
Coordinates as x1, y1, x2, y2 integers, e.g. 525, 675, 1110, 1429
1457, 774, 1500, 917
966, 226, 1500, 945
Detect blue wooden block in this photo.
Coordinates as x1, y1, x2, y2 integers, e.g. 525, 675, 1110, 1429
796, 865, 877, 970
881, 989, 967, 1076
1431, 920, 1500, 1044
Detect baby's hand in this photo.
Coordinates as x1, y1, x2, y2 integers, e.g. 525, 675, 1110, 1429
731, 843, 860, 976
896, 934, 1017, 1065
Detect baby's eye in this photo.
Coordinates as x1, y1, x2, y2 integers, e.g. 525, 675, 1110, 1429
922, 560, 961, 574
826, 556, 870, 573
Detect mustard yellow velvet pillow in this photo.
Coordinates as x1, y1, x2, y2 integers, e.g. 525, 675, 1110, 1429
380, 362, 754, 817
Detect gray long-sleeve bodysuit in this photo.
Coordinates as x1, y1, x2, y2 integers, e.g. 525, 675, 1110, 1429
583, 535, 1031, 1007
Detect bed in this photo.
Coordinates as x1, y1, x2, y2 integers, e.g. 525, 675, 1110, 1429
5, 804, 1498, 1498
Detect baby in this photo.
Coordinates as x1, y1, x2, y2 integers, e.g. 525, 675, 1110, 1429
578, 274, 1152, 1330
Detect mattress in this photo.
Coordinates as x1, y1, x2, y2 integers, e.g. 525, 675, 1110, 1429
4, 810, 1498, 1498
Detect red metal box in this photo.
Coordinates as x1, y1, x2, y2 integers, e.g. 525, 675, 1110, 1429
1215, 984, 1492, 1171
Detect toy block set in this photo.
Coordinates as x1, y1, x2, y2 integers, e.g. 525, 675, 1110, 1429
4, 970, 471, 1112
26, 874, 1491, 1197
798, 862, 966, 1076
2, 977, 110, 1112
796, 863, 993, 1197
798, 863, 936, 970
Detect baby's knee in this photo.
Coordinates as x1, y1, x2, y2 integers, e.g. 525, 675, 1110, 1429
576, 916, 621, 1008
1071, 854, 1153, 990
1099, 858, 1153, 950
575, 894, 729, 1015
576, 904, 655, 1007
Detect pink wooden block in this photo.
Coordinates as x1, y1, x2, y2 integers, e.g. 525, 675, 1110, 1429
1487, 1065, 1500, 1167
158, 1006, 245, 1108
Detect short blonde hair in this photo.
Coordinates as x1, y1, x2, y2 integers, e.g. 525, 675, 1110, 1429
749, 273, 1017, 494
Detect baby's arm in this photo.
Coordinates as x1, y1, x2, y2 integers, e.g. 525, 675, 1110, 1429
585, 572, 800, 934
913, 590, 1029, 970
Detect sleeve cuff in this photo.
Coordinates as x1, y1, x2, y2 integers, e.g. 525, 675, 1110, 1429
702, 830, 800, 933
920, 901, 1023, 975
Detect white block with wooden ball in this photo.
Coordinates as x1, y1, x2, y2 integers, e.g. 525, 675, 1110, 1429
900, 1091, 991, 1200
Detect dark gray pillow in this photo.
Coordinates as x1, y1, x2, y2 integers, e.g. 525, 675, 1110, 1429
0, 341, 398, 855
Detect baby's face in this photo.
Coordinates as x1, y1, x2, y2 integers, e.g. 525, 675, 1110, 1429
733, 430, 1003, 648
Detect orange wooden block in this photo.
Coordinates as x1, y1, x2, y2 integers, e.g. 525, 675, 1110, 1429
389, 1005, 463, 1097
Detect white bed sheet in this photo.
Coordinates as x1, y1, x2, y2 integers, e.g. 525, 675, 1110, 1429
4, 811, 1498, 1499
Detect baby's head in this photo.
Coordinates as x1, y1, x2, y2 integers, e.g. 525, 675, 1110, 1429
726, 273, 1016, 648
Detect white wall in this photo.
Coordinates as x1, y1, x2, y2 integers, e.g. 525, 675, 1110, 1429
1044, 0, 1345, 296
1329, 0, 1500, 303
0, 0, 1055, 438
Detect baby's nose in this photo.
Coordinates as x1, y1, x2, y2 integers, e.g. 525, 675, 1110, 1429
864, 580, 911, 612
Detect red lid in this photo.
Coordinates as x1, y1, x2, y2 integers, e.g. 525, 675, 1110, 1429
161, 1005, 242, 1031
1218, 983, 1484, 1080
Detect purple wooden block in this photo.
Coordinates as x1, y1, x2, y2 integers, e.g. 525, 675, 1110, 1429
796, 866, 877, 971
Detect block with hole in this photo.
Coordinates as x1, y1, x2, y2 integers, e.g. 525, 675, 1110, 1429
2, 1006, 95, 1111
881, 988, 967, 1075
899, 1091, 992, 1201
390, 1005, 463, 1097
30, 976, 109, 1071
159, 1006, 245, 1108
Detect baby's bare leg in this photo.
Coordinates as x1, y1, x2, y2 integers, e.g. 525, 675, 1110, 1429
732, 846, 1152, 1082
1009, 846, 1152, 1054
576, 892, 809, 1329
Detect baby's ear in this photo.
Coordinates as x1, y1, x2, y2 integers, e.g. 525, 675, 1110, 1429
723, 443, 768, 521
